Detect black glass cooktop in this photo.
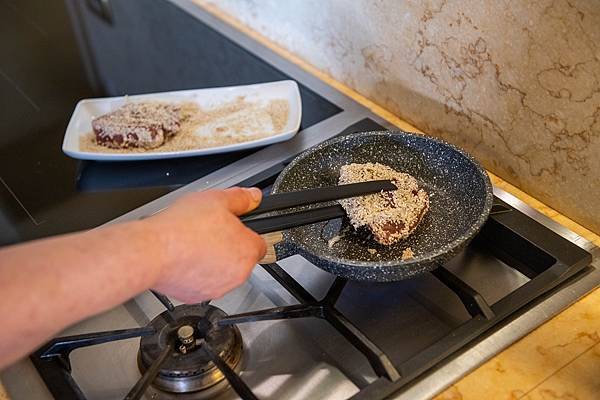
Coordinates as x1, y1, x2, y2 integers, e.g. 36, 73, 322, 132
0, 0, 341, 245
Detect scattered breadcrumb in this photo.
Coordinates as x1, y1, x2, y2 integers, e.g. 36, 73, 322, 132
80, 96, 290, 153
401, 247, 415, 260
327, 234, 344, 248
367, 248, 378, 255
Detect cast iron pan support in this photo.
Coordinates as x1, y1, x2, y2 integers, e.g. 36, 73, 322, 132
123, 343, 173, 400
31, 291, 259, 400
31, 327, 156, 400
431, 265, 495, 320
219, 262, 402, 382
35, 327, 156, 372
200, 339, 259, 400
424, 202, 512, 320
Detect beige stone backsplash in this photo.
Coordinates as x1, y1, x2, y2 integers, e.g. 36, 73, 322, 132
203, 0, 600, 233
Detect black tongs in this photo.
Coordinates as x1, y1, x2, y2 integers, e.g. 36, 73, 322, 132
242, 180, 397, 234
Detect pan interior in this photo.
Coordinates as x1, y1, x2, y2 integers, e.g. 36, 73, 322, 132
272, 132, 491, 266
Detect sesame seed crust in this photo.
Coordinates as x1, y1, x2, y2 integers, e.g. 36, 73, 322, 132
339, 162, 430, 245
91, 102, 182, 149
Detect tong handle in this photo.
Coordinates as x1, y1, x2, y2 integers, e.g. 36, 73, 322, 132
259, 231, 284, 264
249, 181, 397, 263
244, 204, 346, 234
245, 180, 396, 217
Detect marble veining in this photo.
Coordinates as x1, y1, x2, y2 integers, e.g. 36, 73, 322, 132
203, 0, 600, 234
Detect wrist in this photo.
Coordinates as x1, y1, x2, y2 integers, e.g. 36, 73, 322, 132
126, 219, 170, 290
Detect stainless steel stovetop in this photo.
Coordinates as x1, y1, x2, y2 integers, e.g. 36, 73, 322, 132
3, 176, 598, 400
2, 1, 598, 399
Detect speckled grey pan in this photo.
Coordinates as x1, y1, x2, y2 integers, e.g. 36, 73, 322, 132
270, 130, 493, 282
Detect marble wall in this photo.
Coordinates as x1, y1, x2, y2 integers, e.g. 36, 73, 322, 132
202, 0, 600, 233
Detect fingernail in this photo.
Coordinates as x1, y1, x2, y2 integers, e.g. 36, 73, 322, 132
248, 187, 262, 203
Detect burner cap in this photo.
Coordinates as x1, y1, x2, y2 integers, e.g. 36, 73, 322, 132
138, 304, 243, 394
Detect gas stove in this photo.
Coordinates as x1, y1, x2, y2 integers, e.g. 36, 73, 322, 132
1, 1, 598, 399
17, 126, 598, 399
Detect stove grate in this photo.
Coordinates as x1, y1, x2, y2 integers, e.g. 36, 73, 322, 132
28, 119, 593, 400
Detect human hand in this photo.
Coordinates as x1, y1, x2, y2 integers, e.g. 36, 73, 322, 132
147, 187, 266, 303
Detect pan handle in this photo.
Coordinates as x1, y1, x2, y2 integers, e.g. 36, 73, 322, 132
258, 231, 284, 264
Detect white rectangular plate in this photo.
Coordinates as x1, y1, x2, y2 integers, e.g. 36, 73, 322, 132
62, 80, 302, 161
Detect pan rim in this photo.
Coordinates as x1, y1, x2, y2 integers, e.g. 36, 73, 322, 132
271, 129, 494, 269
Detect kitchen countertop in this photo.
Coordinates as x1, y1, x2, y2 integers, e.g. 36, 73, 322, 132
0, 2, 597, 399
192, 2, 600, 399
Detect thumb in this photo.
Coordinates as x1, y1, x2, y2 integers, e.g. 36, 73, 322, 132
222, 187, 262, 215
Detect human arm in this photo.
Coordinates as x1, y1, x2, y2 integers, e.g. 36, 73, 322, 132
0, 187, 265, 369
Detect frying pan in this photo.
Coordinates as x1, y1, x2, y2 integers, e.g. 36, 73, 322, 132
267, 130, 493, 282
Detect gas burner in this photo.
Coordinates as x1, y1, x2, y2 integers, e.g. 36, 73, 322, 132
138, 304, 243, 396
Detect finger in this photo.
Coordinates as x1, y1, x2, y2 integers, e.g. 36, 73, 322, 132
239, 225, 267, 263
250, 230, 267, 261
237, 231, 266, 281
222, 187, 262, 215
